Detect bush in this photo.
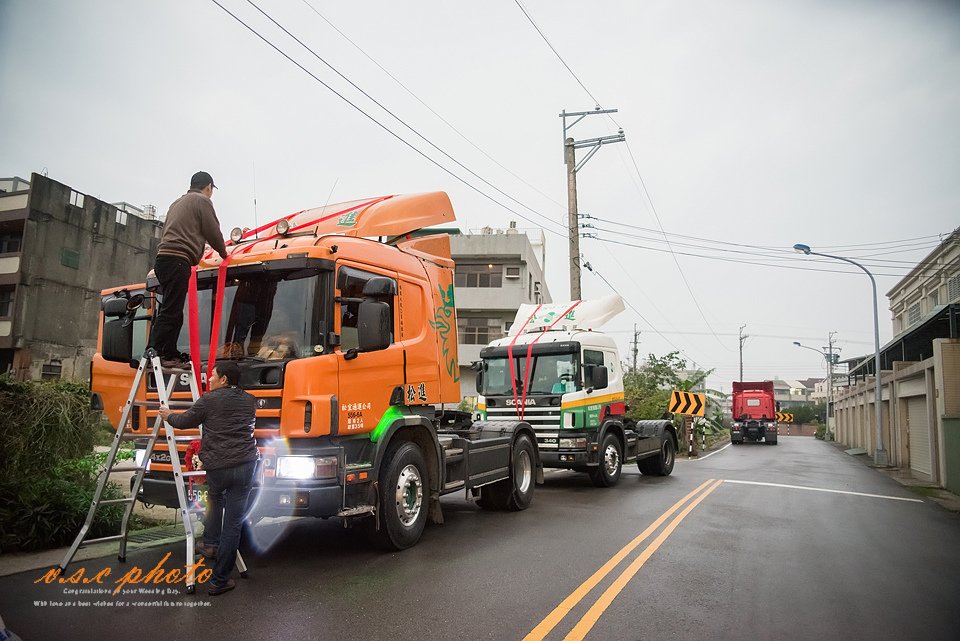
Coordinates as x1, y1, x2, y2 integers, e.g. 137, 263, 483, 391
0, 452, 131, 551
0, 377, 101, 484
815, 425, 826, 440
0, 377, 131, 552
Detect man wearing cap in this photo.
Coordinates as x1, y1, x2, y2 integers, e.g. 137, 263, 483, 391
148, 171, 228, 368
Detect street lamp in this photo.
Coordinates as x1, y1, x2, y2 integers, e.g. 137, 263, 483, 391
793, 243, 886, 465
793, 341, 833, 440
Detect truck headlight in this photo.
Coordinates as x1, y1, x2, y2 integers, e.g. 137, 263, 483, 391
733, 422, 741, 428
277, 456, 338, 480
559, 438, 587, 449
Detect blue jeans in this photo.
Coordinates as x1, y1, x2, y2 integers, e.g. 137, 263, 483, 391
203, 460, 256, 587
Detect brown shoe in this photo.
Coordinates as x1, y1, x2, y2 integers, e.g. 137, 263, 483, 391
208, 578, 235, 596
195, 541, 218, 559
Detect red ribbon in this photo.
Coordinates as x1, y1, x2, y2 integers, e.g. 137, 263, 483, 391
187, 267, 202, 392
507, 305, 541, 423
205, 256, 232, 391
516, 301, 582, 421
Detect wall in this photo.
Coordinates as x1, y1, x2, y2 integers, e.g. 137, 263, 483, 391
11, 173, 161, 380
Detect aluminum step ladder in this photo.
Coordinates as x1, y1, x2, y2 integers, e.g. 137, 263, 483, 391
58, 348, 247, 593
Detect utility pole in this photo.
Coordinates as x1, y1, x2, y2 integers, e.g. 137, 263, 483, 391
824, 332, 838, 441
560, 107, 625, 300
631, 324, 640, 372
738, 324, 748, 381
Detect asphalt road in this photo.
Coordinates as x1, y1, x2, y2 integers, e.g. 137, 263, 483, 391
3, 436, 960, 640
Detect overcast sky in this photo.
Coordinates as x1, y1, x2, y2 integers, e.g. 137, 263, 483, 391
1, 0, 958, 391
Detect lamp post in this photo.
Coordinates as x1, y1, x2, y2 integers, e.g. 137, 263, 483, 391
793, 341, 832, 440
793, 244, 886, 465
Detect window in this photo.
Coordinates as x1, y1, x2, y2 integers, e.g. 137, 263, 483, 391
0, 288, 13, 317
528, 273, 532, 300
337, 266, 395, 351
583, 350, 604, 367
0, 234, 21, 254
115, 208, 127, 226
949, 274, 960, 303
454, 264, 502, 288
907, 302, 921, 327
505, 266, 521, 278
457, 317, 503, 345
69, 190, 84, 208
61, 248, 80, 269
41, 360, 62, 380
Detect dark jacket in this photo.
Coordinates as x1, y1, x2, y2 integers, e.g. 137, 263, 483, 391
157, 189, 228, 264
166, 386, 258, 470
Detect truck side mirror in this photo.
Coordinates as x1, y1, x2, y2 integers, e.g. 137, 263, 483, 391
776, 401, 781, 411
591, 365, 609, 390
102, 319, 133, 363
357, 300, 391, 353
362, 276, 397, 298
475, 370, 484, 394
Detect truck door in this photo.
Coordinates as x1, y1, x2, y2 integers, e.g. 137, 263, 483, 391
335, 263, 404, 437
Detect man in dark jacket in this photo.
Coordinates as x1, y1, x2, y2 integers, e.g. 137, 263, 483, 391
159, 361, 257, 596
148, 171, 229, 368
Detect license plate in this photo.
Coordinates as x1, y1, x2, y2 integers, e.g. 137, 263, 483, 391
188, 487, 208, 505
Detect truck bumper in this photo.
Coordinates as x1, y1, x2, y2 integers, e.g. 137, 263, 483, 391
135, 476, 344, 519
540, 450, 592, 467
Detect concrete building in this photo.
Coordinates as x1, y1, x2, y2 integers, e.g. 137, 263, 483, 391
0, 173, 161, 380
833, 228, 959, 492
772, 378, 815, 408
450, 224, 551, 399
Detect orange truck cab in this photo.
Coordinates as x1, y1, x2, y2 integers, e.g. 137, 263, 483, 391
92, 192, 541, 549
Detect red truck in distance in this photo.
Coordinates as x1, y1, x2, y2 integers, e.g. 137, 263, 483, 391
731, 381, 778, 445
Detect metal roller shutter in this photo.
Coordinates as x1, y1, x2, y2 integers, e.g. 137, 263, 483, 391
907, 396, 932, 477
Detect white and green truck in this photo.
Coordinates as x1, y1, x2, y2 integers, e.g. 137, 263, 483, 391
475, 296, 677, 487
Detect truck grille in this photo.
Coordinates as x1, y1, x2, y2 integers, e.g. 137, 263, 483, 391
485, 407, 561, 449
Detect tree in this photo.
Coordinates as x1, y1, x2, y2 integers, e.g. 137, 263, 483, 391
624, 351, 724, 424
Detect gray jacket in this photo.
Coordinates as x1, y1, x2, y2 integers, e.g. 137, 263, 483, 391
166, 386, 258, 470
157, 189, 228, 264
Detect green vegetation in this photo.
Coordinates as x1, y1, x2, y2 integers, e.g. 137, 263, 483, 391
623, 352, 728, 441
0, 377, 134, 552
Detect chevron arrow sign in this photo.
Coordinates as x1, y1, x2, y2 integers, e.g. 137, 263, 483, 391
669, 390, 706, 417
776, 412, 794, 423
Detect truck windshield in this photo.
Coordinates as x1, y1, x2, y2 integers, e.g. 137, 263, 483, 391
174, 269, 329, 360
481, 353, 580, 396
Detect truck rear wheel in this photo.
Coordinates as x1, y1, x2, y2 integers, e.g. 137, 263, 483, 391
589, 433, 623, 487
478, 434, 536, 511
371, 441, 429, 550
639, 434, 675, 476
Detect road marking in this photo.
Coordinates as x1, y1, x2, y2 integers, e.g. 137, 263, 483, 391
723, 479, 923, 503
562, 480, 724, 641
680, 442, 730, 461
521, 479, 716, 641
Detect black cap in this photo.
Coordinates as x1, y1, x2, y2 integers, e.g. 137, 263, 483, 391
190, 171, 217, 190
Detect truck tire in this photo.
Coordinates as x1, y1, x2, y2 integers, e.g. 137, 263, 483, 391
638, 434, 675, 476
766, 437, 778, 445
478, 434, 536, 511
589, 433, 623, 487
371, 441, 429, 550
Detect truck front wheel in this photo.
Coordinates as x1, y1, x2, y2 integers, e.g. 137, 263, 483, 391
371, 441, 429, 550
478, 433, 536, 511
590, 433, 623, 487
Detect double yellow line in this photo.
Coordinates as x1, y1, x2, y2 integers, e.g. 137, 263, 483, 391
522, 479, 724, 641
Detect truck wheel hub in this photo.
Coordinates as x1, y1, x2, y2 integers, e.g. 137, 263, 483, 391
395, 464, 423, 526
603, 444, 620, 475
515, 449, 532, 493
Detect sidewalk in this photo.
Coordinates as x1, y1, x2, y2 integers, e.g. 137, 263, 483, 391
831, 441, 960, 513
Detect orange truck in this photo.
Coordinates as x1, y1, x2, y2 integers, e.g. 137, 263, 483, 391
92, 192, 541, 549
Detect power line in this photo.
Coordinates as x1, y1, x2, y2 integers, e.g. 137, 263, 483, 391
299, 0, 566, 216
591, 236, 916, 277
588, 224, 946, 272
208, 0, 566, 237
242, 0, 566, 235
513, 0, 601, 106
